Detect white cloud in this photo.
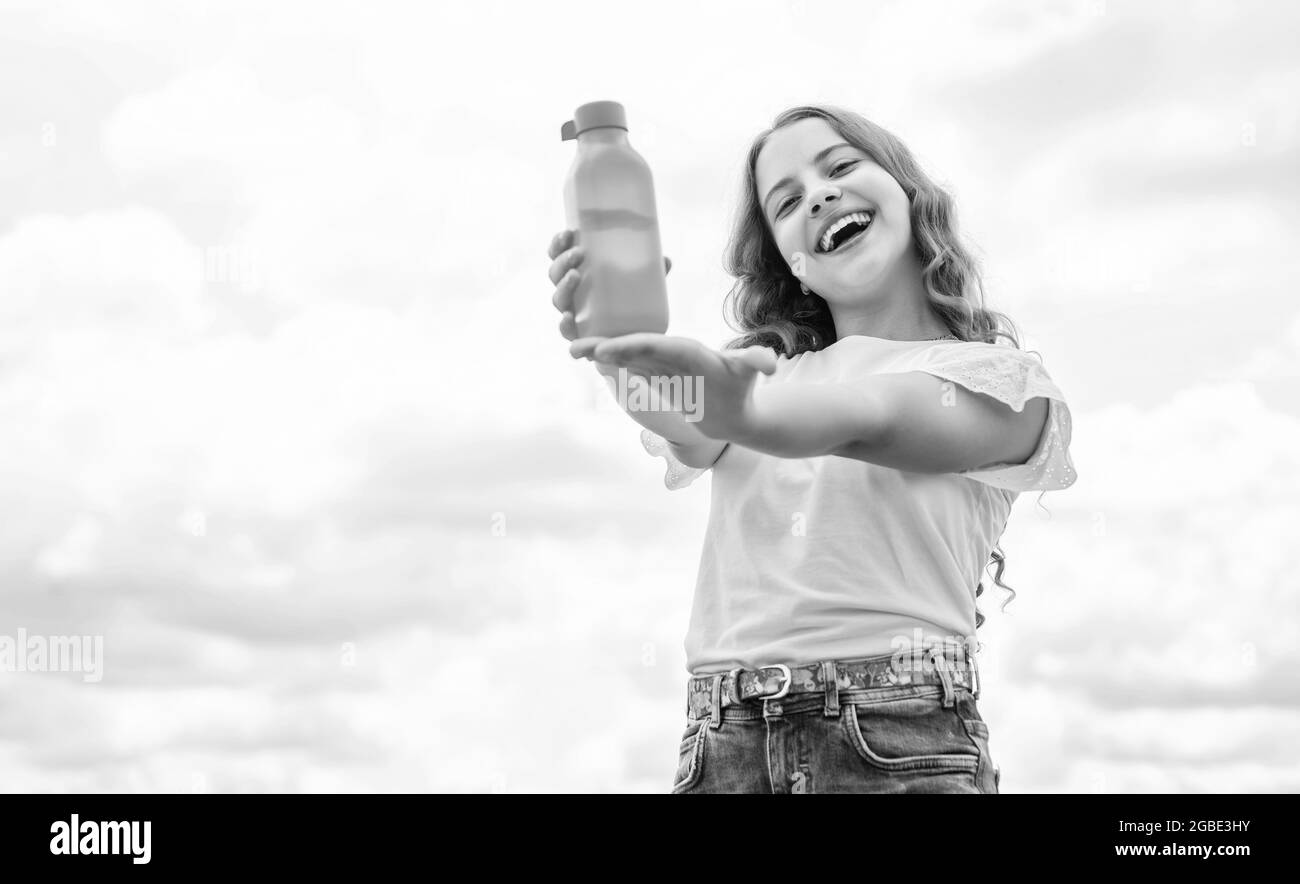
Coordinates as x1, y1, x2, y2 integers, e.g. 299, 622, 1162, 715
103, 60, 362, 189
1063, 380, 1300, 511
0, 208, 207, 347
1227, 312, 1300, 382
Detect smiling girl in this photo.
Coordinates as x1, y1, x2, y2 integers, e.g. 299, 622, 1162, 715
546, 104, 1077, 794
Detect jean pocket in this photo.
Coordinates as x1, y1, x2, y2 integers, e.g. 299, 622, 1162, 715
671, 717, 708, 793
844, 700, 981, 774
961, 717, 999, 793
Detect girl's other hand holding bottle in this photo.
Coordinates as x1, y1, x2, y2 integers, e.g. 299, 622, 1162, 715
547, 228, 670, 353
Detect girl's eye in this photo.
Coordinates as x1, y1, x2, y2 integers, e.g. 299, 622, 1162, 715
776, 160, 859, 217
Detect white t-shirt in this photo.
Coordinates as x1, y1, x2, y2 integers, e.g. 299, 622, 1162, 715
640, 335, 1078, 676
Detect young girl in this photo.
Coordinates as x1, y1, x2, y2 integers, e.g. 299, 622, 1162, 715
546, 104, 1076, 794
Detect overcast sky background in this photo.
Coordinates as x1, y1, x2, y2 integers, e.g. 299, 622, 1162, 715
1, 0, 1297, 793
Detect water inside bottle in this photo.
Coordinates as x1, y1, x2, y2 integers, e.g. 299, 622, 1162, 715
578, 207, 658, 273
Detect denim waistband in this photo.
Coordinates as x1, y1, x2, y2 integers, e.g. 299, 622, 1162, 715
686, 647, 978, 725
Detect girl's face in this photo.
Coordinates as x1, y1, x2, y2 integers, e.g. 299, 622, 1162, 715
755, 117, 916, 306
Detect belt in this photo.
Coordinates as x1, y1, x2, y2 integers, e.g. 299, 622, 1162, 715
687, 648, 979, 719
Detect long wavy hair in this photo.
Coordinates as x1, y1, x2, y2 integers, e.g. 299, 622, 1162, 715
720, 104, 1037, 631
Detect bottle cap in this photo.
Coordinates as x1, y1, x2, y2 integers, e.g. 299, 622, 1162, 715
560, 100, 628, 141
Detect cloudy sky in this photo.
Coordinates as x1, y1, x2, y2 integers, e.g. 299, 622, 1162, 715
0, 0, 1296, 793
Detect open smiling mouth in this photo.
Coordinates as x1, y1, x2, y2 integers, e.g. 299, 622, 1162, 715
816, 210, 874, 255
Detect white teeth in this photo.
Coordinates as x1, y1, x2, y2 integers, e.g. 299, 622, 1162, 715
819, 211, 872, 253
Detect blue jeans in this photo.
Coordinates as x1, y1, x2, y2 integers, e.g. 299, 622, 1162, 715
672, 676, 1001, 794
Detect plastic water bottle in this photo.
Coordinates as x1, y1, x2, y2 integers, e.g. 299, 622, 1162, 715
560, 100, 669, 338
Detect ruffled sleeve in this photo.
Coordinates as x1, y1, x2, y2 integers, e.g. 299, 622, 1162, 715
640, 428, 712, 490
915, 344, 1078, 493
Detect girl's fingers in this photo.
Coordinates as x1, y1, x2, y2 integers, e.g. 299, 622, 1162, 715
587, 342, 669, 375
625, 357, 696, 380
569, 336, 608, 360
547, 245, 585, 286
590, 335, 718, 384
558, 311, 577, 341
598, 362, 654, 383
547, 229, 575, 261
590, 341, 675, 376
552, 267, 579, 313
591, 339, 640, 364
592, 333, 680, 364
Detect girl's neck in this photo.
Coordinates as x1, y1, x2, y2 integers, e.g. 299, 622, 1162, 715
833, 316, 951, 342
829, 258, 949, 342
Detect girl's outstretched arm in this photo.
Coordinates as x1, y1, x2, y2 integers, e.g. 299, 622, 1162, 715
745, 373, 1048, 473
573, 333, 1045, 475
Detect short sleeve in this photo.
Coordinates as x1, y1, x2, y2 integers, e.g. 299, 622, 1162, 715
916, 344, 1078, 493
640, 428, 711, 491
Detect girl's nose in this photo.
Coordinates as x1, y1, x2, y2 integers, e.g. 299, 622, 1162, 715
809, 187, 841, 216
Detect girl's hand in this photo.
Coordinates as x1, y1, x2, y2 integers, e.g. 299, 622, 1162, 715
547, 229, 671, 342
569, 333, 778, 442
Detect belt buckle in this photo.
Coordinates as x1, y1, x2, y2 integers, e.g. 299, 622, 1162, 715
753, 663, 792, 700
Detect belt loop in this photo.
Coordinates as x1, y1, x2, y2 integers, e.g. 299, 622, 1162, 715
821, 660, 840, 718
709, 673, 724, 730
969, 650, 981, 700
928, 647, 956, 708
